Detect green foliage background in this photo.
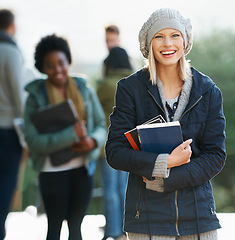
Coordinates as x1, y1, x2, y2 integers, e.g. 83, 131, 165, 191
188, 29, 235, 212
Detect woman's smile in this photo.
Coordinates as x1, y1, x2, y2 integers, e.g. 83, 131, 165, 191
54, 73, 65, 81
160, 49, 177, 57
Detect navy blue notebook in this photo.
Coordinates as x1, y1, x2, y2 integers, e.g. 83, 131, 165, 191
124, 114, 166, 150
137, 121, 183, 154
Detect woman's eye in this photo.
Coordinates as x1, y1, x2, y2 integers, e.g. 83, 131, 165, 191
154, 35, 162, 39
172, 34, 180, 38
59, 60, 67, 67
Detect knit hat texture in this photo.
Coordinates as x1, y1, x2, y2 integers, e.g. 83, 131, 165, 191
138, 8, 193, 58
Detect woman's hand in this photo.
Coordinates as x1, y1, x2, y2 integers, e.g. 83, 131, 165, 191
72, 137, 97, 153
167, 139, 192, 169
74, 120, 87, 139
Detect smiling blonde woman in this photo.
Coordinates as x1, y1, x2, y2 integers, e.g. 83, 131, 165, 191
106, 8, 226, 240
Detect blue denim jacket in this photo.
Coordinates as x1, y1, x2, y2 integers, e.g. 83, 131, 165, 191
106, 68, 226, 236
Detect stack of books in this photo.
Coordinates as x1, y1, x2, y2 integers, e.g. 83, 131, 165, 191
124, 115, 183, 154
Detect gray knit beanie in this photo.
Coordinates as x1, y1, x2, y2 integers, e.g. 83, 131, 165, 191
138, 8, 193, 58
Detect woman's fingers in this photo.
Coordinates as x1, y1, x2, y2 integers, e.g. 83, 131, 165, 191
167, 139, 193, 168
181, 139, 193, 149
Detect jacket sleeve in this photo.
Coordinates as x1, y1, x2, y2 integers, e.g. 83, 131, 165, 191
163, 86, 226, 192
24, 93, 79, 154
106, 79, 159, 180
6, 46, 24, 117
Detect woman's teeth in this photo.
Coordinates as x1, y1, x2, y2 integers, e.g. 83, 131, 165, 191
161, 51, 175, 55
56, 74, 63, 78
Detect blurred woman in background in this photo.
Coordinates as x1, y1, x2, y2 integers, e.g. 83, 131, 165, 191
24, 34, 106, 240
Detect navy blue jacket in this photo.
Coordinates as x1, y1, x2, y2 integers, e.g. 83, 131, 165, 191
106, 68, 226, 236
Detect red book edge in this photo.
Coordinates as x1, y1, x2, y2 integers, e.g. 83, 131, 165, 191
124, 132, 140, 151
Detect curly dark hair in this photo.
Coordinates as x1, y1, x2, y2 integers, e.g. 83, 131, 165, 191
34, 34, 72, 72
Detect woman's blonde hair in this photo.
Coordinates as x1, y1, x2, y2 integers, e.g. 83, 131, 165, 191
146, 41, 191, 85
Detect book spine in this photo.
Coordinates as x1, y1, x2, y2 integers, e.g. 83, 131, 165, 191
124, 132, 140, 151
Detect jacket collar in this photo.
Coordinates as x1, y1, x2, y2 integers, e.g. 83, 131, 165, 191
0, 30, 16, 46
142, 69, 165, 111
25, 76, 89, 106
185, 67, 215, 111
143, 67, 215, 120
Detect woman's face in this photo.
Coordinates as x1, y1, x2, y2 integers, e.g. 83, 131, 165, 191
42, 51, 69, 88
151, 28, 184, 68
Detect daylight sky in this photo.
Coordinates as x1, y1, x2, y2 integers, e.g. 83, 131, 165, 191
1, 0, 235, 76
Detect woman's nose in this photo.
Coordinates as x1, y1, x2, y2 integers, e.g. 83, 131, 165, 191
55, 65, 62, 73
164, 37, 172, 47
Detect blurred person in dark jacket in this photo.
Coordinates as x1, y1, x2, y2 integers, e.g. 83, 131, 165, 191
97, 25, 132, 240
0, 9, 24, 240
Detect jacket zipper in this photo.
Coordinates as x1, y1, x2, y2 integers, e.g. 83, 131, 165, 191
175, 190, 180, 237
179, 96, 203, 122
148, 91, 203, 236
148, 89, 203, 123
148, 90, 167, 120
135, 184, 142, 219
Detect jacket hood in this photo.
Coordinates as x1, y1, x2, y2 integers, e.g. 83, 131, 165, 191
143, 67, 216, 120
191, 67, 215, 96
142, 67, 215, 97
